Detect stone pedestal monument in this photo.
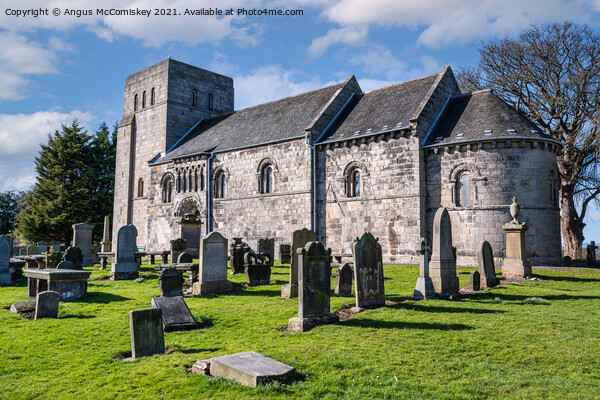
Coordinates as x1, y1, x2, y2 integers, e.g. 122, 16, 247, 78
413, 237, 436, 300
72, 222, 94, 267
281, 228, 317, 300
101, 215, 111, 252
429, 208, 459, 294
502, 197, 531, 277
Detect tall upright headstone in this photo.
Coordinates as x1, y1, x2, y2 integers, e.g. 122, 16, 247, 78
279, 244, 291, 264
352, 232, 385, 308
112, 225, 139, 280
178, 214, 203, 257
334, 263, 353, 295
429, 208, 459, 294
64, 247, 83, 270
129, 308, 165, 359
72, 223, 94, 267
230, 238, 245, 274
288, 241, 338, 332
586, 241, 598, 267
257, 238, 275, 263
101, 215, 112, 252
413, 237, 436, 299
502, 197, 532, 277
193, 232, 232, 295
0, 236, 12, 285
477, 241, 499, 287
281, 228, 317, 300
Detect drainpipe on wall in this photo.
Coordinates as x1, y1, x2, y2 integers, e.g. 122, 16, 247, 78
305, 129, 317, 232
206, 152, 214, 234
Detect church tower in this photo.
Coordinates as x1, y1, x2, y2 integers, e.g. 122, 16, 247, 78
112, 59, 234, 248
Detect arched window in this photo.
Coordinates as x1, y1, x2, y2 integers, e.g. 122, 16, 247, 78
200, 169, 205, 191
260, 164, 273, 194
151, 88, 155, 105
194, 170, 198, 191
137, 178, 144, 197
188, 170, 193, 192
346, 167, 361, 197
192, 89, 198, 107
134, 94, 138, 111
161, 175, 174, 203
456, 172, 470, 207
208, 93, 214, 111
215, 171, 226, 198
142, 91, 147, 108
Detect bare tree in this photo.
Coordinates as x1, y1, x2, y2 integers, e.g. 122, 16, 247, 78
458, 22, 600, 258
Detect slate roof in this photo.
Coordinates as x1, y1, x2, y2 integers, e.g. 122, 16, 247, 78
423, 89, 557, 147
318, 73, 439, 143
154, 82, 347, 163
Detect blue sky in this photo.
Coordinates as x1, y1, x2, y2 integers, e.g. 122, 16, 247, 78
2, 0, 600, 242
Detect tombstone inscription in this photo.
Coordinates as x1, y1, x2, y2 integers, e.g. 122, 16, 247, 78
353, 232, 385, 308
193, 232, 232, 295
112, 225, 139, 280
282, 228, 317, 300
429, 208, 459, 294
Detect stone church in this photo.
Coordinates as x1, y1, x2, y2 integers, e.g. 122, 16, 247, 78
112, 58, 562, 266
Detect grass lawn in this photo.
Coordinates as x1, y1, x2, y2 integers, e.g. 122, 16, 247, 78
1, 262, 599, 399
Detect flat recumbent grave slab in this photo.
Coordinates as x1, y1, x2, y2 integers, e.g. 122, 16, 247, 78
209, 351, 296, 387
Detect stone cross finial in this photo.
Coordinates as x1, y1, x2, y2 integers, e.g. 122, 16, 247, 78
418, 237, 431, 277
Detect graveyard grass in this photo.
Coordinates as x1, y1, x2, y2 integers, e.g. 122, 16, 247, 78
1, 263, 600, 399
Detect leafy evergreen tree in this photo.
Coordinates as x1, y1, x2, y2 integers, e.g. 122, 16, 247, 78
0, 190, 24, 235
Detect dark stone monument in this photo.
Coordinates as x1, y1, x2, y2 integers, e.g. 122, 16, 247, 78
352, 232, 385, 308
282, 228, 317, 300
129, 308, 165, 359
112, 225, 139, 280
170, 238, 187, 264
257, 238, 275, 262
288, 241, 339, 332
429, 208, 459, 294
72, 222, 94, 267
64, 247, 83, 270
193, 232, 232, 295
0, 236, 11, 285
244, 251, 271, 286
470, 271, 481, 291
35, 290, 60, 320
151, 296, 197, 331
477, 241, 500, 288
586, 241, 598, 267
178, 214, 203, 257
209, 351, 296, 387
230, 238, 245, 274
563, 256, 572, 267
177, 252, 193, 264
45, 249, 61, 268
413, 237, 436, 300
334, 263, 352, 295
158, 268, 184, 297
279, 244, 291, 264
56, 261, 75, 270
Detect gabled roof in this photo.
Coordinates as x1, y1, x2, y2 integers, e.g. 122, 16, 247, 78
318, 73, 439, 143
154, 81, 347, 163
424, 89, 557, 147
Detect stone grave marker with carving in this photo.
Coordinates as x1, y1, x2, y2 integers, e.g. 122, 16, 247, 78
193, 232, 232, 295
352, 232, 385, 308
429, 208, 459, 294
112, 225, 139, 280
282, 228, 317, 300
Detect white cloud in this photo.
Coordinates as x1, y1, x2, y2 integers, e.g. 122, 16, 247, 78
208, 52, 239, 76
0, 110, 95, 191
348, 45, 406, 80
308, 25, 368, 57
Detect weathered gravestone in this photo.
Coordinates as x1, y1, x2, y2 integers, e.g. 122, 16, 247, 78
159, 268, 184, 297
502, 197, 532, 277
10, 300, 36, 314
413, 237, 436, 300
170, 238, 186, 263
470, 271, 481, 291
56, 261, 75, 270
244, 251, 271, 286
429, 208, 459, 294
151, 296, 197, 331
64, 247, 83, 270
279, 244, 291, 264
352, 232, 385, 308
334, 263, 353, 295
230, 238, 246, 274
45, 249, 61, 268
563, 256, 572, 267
112, 225, 139, 280
0, 236, 12, 285
282, 228, 317, 300
208, 351, 296, 387
587, 241, 598, 267
477, 241, 499, 287
35, 290, 60, 320
129, 308, 165, 359
288, 241, 339, 333
72, 223, 94, 267
193, 232, 232, 295
257, 238, 275, 263
177, 252, 193, 264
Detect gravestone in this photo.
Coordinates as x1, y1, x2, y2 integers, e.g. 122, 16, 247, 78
334, 263, 352, 295
288, 241, 338, 332
72, 222, 94, 267
352, 232, 385, 308
170, 238, 186, 263
244, 251, 271, 286
230, 238, 245, 274
0, 236, 12, 285
112, 225, 139, 280
257, 238, 275, 263
209, 351, 296, 387
193, 232, 232, 295
101, 215, 112, 252
151, 296, 197, 331
563, 256, 572, 267
10, 300, 36, 313
470, 271, 481, 291
35, 290, 60, 320
586, 241, 598, 267
159, 268, 184, 297
282, 228, 317, 300
502, 197, 532, 277
413, 237, 436, 300
45, 249, 61, 268
429, 208, 459, 294
56, 261, 75, 270
178, 214, 203, 257
477, 241, 499, 288
177, 252, 193, 264
129, 308, 165, 359
279, 244, 291, 264
64, 247, 83, 270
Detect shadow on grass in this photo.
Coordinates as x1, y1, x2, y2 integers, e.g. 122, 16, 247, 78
83, 292, 131, 303
178, 347, 220, 354
469, 290, 600, 302
341, 318, 473, 331
533, 274, 600, 283
224, 286, 283, 298
391, 302, 505, 314
60, 314, 95, 319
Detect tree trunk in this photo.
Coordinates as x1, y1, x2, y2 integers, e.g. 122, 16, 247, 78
560, 185, 585, 258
